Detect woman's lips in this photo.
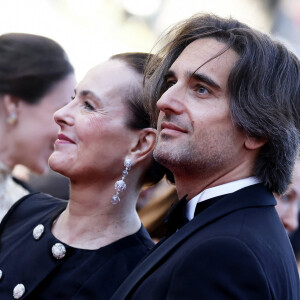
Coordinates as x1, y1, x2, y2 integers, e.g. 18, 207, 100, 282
56, 133, 75, 144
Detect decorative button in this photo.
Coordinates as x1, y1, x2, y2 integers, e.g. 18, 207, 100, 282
52, 243, 66, 259
0, 269, 2, 280
33, 224, 44, 240
13, 283, 25, 299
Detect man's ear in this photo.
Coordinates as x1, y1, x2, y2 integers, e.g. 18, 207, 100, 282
244, 135, 267, 150
130, 128, 156, 165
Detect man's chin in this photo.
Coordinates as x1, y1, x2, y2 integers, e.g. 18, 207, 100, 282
153, 146, 175, 169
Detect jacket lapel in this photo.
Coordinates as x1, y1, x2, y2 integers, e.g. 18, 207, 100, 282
111, 183, 276, 299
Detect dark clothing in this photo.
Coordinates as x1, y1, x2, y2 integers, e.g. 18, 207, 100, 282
112, 184, 300, 300
0, 193, 154, 299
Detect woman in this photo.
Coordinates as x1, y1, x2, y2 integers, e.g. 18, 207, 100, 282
0, 53, 166, 299
0, 33, 75, 220
275, 159, 300, 233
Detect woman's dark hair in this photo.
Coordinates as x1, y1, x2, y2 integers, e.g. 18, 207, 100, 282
110, 52, 168, 186
145, 14, 300, 194
0, 33, 74, 103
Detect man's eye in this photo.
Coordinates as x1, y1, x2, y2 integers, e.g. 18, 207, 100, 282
166, 80, 176, 89
84, 101, 94, 111
196, 86, 209, 95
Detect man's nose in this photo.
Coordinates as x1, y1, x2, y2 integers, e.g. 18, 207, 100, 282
156, 85, 186, 115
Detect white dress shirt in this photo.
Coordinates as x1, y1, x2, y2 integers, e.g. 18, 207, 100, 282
186, 177, 261, 220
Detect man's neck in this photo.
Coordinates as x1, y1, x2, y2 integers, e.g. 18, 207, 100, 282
174, 165, 255, 200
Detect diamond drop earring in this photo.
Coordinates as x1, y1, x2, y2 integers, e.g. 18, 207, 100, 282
111, 158, 132, 205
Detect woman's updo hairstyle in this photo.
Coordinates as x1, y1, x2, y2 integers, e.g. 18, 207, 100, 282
110, 52, 169, 186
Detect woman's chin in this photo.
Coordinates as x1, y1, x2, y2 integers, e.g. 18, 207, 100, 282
48, 154, 66, 175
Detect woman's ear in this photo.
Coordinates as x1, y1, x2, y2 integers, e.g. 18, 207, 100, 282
3, 94, 19, 124
130, 128, 156, 165
244, 135, 267, 150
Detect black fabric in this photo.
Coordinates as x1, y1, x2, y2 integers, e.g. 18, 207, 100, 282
152, 194, 226, 254
164, 194, 225, 238
164, 194, 188, 236
194, 194, 226, 216
112, 184, 300, 300
0, 193, 154, 299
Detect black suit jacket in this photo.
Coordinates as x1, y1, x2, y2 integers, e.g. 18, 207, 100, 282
112, 184, 300, 299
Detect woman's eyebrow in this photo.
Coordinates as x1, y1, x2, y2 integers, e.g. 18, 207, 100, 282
79, 90, 102, 103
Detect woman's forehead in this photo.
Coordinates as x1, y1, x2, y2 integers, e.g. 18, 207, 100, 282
77, 60, 137, 94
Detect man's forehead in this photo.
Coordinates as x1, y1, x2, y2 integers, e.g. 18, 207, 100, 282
169, 38, 239, 87
185, 38, 228, 57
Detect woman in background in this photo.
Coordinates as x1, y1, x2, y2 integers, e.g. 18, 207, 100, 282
0, 33, 75, 220
0, 53, 166, 299
275, 159, 300, 233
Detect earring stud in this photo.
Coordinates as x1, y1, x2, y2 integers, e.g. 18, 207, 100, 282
7, 112, 17, 124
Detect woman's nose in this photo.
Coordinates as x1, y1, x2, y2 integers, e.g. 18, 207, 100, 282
282, 205, 299, 233
54, 101, 74, 127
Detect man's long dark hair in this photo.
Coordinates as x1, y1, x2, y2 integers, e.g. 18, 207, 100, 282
145, 14, 300, 194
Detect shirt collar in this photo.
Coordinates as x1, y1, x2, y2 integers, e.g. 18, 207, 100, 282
186, 177, 261, 220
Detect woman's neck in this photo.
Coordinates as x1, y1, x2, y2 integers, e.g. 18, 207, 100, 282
51, 180, 141, 250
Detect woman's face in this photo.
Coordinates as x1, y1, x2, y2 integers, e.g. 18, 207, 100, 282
49, 60, 141, 182
13, 74, 76, 174
275, 161, 300, 233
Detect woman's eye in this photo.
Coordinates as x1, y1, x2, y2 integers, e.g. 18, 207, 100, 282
280, 193, 291, 203
84, 101, 95, 111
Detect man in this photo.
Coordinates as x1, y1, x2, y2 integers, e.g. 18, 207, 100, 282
112, 14, 300, 299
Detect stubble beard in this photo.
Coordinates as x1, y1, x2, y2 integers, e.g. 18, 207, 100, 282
153, 131, 231, 179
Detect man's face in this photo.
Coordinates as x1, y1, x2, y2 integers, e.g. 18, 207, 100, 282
154, 38, 247, 180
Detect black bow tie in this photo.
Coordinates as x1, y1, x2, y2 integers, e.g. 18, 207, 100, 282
164, 194, 226, 237
164, 194, 189, 237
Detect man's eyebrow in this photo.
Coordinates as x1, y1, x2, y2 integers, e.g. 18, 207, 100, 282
164, 69, 221, 91
187, 71, 221, 90
164, 70, 175, 79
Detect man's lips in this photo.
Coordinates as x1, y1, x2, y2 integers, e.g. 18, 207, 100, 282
56, 133, 75, 144
160, 122, 187, 133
